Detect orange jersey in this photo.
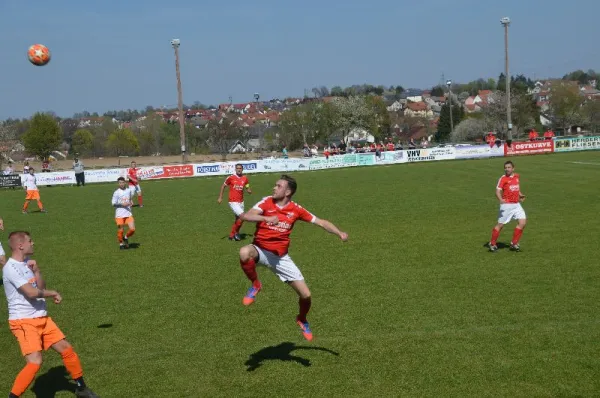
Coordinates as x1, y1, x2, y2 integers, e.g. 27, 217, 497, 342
224, 175, 249, 202
496, 173, 521, 203
252, 197, 316, 256
127, 168, 139, 185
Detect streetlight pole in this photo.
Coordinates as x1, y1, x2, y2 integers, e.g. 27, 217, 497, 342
254, 92, 261, 155
171, 38, 187, 163
446, 80, 454, 137
501, 17, 512, 143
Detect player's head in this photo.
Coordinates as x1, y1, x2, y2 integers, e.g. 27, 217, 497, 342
9, 231, 34, 256
28, 167, 34, 174
235, 163, 244, 176
273, 174, 297, 200
131, 161, 136, 168
504, 161, 514, 176
117, 176, 127, 189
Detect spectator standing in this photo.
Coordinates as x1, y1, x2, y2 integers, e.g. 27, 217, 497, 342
73, 157, 85, 187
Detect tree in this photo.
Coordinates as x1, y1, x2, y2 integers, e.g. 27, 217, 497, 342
22, 113, 62, 159
582, 99, 600, 134
330, 86, 344, 97
106, 128, 139, 156
71, 129, 94, 156
205, 114, 244, 160
331, 96, 376, 142
430, 86, 445, 97
0, 123, 18, 169
451, 118, 488, 142
436, 102, 464, 141
546, 83, 584, 134
278, 103, 316, 149
497, 73, 507, 91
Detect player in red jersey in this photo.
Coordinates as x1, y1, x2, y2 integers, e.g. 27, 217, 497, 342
488, 161, 527, 252
218, 164, 252, 241
238, 175, 348, 341
127, 161, 143, 207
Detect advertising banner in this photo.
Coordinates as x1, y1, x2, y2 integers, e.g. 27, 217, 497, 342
32, 171, 76, 185
455, 144, 504, 159
194, 163, 228, 176
375, 150, 407, 164
553, 136, 600, 152
357, 153, 375, 166
260, 158, 310, 172
405, 147, 456, 162
84, 168, 126, 183
0, 174, 22, 187
151, 164, 194, 179
504, 140, 554, 156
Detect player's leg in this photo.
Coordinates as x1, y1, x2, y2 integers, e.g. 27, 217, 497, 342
124, 218, 135, 248
23, 191, 31, 213
490, 205, 511, 251
276, 256, 313, 341
136, 185, 143, 207
510, 206, 527, 251
51, 340, 98, 397
35, 192, 45, 212
8, 320, 44, 398
240, 245, 262, 305
116, 219, 125, 249
229, 203, 244, 241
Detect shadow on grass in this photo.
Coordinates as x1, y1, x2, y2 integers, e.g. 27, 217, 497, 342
127, 243, 141, 249
31, 366, 77, 398
97, 323, 113, 328
482, 241, 510, 250
221, 233, 253, 241
245, 342, 339, 372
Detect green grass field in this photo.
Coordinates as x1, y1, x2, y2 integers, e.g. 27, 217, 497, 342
1, 151, 599, 397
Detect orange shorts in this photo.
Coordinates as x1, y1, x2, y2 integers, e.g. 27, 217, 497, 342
9, 316, 66, 356
115, 216, 134, 226
25, 190, 40, 200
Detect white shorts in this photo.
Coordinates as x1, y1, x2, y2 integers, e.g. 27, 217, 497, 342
252, 245, 304, 282
497, 203, 526, 224
129, 184, 142, 195
229, 202, 244, 217
0, 242, 4, 257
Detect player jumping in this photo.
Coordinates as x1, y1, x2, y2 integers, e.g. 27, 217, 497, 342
238, 174, 348, 341
218, 163, 252, 241
127, 161, 143, 207
2, 231, 98, 397
488, 161, 527, 252
112, 177, 136, 250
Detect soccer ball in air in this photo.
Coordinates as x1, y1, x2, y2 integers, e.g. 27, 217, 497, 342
28, 44, 51, 66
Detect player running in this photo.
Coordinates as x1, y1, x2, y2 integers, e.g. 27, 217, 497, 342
218, 163, 252, 241
238, 174, 348, 341
488, 161, 527, 252
127, 161, 143, 207
112, 177, 136, 250
22, 168, 46, 214
2, 231, 98, 398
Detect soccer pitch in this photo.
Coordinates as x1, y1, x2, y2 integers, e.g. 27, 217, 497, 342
1, 151, 599, 397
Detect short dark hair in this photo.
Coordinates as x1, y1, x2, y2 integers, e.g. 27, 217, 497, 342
280, 174, 297, 196
235, 163, 243, 169
504, 161, 514, 167
117, 177, 126, 182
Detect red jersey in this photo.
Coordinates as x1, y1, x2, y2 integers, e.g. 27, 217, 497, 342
496, 173, 521, 203
252, 197, 317, 256
224, 174, 249, 203
128, 168, 139, 186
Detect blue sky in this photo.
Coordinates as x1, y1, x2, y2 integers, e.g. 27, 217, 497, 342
0, 0, 597, 119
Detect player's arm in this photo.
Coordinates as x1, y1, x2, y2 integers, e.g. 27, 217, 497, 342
314, 218, 348, 241
111, 192, 125, 208
0, 217, 4, 231
240, 208, 277, 224
218, 181, 228, 203
495, 188, 504, 203
5, 264, 61, 303
26, 260, 45, 290
245, 181, 252, 194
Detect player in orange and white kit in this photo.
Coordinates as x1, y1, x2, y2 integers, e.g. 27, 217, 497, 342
238, 175, 348, 341
488, 161, 527, 252
112, 177, 136, 250
218, 163, 252, 241
2, 231, 98, 398
22, 168, 46, 214
127, 161, 143, 207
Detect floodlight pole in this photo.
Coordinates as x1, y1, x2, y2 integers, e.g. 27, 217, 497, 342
446, 80, 453, 137
172, 39, 187, 163
501, 17, 513, 143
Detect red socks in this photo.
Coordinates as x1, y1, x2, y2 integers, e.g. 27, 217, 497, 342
138, 195, 143, 206
240, 258, 259, 286
298, 297, 312, 323
126, 229, 135, 238
490, 228, 500, 245
11, 362, 40, 397
511, 227, 524, 245
117, 229, 124, 243
230, 219, 243, 237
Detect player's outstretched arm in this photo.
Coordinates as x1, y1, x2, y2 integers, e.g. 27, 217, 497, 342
218, 183, 227, 203
314, 218, 348, 241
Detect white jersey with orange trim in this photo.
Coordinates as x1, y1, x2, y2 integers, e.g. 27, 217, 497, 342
23, 174, 38, 191
112, 188, 134, 218
2, 258, 47, 320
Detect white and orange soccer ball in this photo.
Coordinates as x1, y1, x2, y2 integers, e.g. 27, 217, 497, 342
27, 44, 51, 66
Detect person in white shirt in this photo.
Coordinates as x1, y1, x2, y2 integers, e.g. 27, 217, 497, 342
111, 177, 136, 249
4, 162, 15, 175
22, 168, 46, 214
2, 231, 98, 398
0, 217, 5, 266
22, 161, 30, 174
